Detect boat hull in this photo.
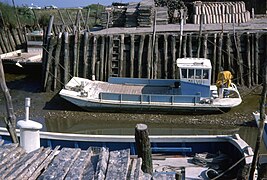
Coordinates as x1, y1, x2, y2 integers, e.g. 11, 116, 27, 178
60, 92, 233, 114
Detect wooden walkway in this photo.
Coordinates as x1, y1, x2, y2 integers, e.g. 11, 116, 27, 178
0, 142, 162, 180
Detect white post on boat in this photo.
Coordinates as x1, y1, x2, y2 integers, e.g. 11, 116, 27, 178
17, 97, 42, 153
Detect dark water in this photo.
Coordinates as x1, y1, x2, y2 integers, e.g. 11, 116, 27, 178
1, 71, 267, 154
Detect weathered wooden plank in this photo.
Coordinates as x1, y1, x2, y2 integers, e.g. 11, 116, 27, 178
188, 33, 193, 58
0, 146, 26, 176
94, 147, 109, 180
17, 147, 52, 179
0, 143, 19, 158
28, 146, 60, 180
3, 147, 44, 179
65, 149, 93, 180
0, 30, 7, 53
129, 158, 143, 180
38, 147, 81, 180
0, 146, 25, 167
105, 149, 130, 180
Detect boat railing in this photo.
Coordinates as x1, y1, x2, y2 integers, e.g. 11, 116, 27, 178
99, 92, 202, 105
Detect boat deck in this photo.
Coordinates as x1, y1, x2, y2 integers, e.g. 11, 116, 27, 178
76, 79, 173, 98
0, 142, 211, 179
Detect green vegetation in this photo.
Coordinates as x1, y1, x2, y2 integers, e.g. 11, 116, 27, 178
0, 2, 105, 29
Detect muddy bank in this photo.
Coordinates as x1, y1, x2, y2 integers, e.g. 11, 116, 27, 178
0, 73, 262, 132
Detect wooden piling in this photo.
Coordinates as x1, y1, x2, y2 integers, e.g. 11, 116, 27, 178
147, 35, 152, 79
246, 32, 251, 88
255, 33, 259, 84
212, 33, 217, 83
91, 35, 97, 77
73, 31, 79, 76
135, 124, 153, 175
53, 33, 62, 90
203, 34, 208, 58
226, 33, 231, 69
99, 35, 105, 81
82, 31, 89, 78
182, 34, 187, 58
217, 33, 223, 73
153, 35, 159, 79
171, 35, 176, 79
163, 34, 168, 78
235, 33, 244, 86
119, 34, 125, 77
107, 35, 113, 78
63, 32, 70, 85
188, 33, 193, 58
130, 34, 135, 78
138, 35, 145, 78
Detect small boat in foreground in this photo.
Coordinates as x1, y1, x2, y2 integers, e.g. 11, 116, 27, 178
60, 58, 242, 113
253, 111, 267, 149
0, 127, 254, 179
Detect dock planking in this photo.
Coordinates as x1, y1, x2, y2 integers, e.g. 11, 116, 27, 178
0, 143, 152, 180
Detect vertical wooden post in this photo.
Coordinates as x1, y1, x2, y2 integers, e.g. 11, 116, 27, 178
0, 31, 7, 53
182, 34, 187, 58
235, 33, 244, 86
100, 35, 105, 81
246, 32, 251, 88
0, 58, 18, 143
212, 33, 217, 83
147, 35, 152, 79
217, 33, 223, 73
188, 33, 193, 58
107, 35, 113, 79
251, 33, 255, 86
226, 33, 231, 70
154, 35, 159, 79
171, 35, 176, 79
53, 33, 62, 90
135, 124, 153, 175
63, 32, 70, 85
163, 34, 168, 78
130, 34, 135, 78
92, 35, 97, 77
138, 35, 145, 78
82, 31, 89, 78
203, 34, 208, 58
73, 31, 79, 76
85, 8, 91, 30
119, 34, 125, 77
255, 33, 259, 85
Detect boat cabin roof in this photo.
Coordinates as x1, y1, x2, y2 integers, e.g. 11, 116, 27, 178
176, 58, 211, 69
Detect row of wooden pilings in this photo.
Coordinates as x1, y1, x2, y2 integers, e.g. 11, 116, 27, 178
0, 28, 26, 55
42, 30, 267, 91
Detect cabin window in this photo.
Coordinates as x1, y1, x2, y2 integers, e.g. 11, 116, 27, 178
195, 69, 201, 79
181, 69, 187, 78
203, 69, 209, 79
189, 69, 194, 79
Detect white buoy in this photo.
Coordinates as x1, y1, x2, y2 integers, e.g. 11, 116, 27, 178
17, 98, 42, 153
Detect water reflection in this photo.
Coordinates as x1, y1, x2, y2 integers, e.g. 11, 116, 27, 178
44, 117, 267, 153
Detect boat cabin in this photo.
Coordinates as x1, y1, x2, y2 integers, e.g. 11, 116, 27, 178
177, 58, 211, 86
